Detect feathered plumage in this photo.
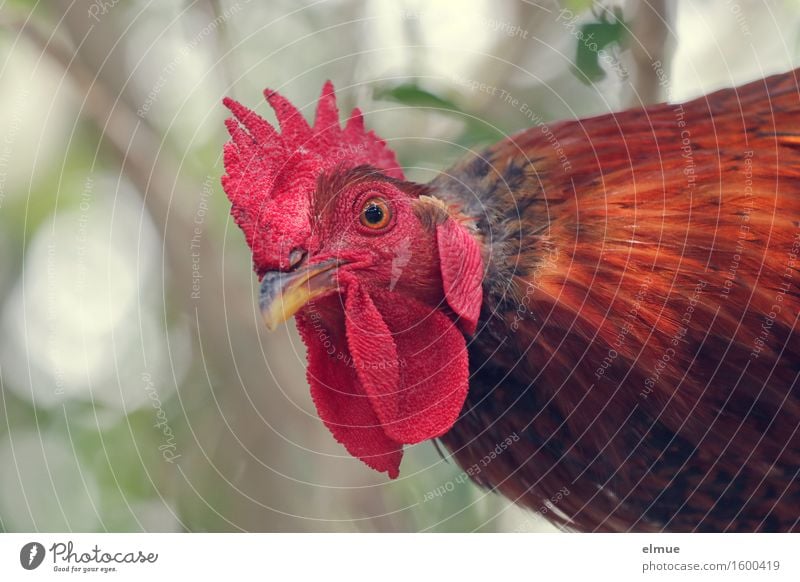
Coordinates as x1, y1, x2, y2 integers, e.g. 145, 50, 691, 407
435, 70, 800, 532
222, 70, 800, 532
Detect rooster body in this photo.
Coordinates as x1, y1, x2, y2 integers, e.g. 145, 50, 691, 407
223, 71, 800, 532
436, 72, 800, 532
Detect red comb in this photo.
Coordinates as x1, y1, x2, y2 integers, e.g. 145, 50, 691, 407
221, 82, 404, 274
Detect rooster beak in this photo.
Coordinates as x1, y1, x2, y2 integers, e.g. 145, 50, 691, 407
259, 259, 339, 331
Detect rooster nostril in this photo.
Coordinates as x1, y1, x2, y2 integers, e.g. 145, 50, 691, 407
289, 248, 307, 269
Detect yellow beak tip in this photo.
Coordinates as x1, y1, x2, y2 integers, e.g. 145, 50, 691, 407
258, 259, 339, 332
261, 308, 286, 332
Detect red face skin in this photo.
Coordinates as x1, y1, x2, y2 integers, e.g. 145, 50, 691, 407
306, 171, 444, 309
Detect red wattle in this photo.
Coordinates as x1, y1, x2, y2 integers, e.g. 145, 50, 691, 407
296, 281, 471, 479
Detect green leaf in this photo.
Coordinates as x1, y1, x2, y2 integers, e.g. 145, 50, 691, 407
376, 82, 504, 156
375, 83, 463, 112
573, 7, 628, 84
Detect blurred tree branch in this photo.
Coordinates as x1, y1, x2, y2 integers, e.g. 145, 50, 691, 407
4, 1, 303, 531
629, 0, 673, 105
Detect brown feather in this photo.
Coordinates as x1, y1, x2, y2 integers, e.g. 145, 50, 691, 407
435, 70, 800, 531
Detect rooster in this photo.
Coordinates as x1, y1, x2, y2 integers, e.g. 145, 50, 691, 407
221, 71, 800, 532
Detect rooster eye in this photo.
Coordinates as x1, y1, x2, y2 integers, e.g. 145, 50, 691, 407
359, 197, 391, 230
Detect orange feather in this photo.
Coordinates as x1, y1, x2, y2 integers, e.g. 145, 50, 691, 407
436, 70, 800, 531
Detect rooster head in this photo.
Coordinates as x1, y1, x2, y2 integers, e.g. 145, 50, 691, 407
221, 83, 484, 477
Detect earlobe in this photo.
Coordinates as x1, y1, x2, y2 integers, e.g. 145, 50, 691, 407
413, 195, 484, 335
436, 218, 483, 335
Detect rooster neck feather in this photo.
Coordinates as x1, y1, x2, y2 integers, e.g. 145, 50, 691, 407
434, 70, 800, 532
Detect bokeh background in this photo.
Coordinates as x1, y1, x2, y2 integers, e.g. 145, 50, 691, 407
0, 0, 798, 532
